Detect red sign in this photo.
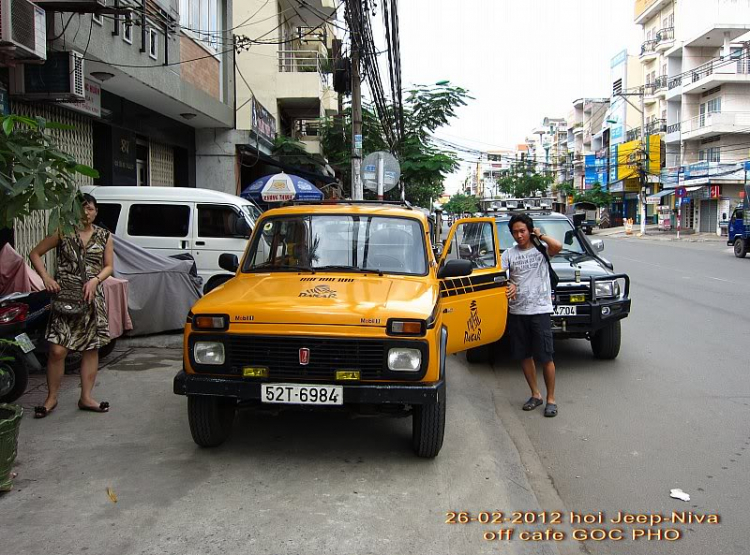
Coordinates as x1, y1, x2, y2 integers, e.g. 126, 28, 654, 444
676, 186, 686, 198
710, 185, 720, 199
299, 348, 310, 366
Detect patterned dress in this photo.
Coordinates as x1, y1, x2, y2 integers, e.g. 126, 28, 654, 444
46, 226, 111, 351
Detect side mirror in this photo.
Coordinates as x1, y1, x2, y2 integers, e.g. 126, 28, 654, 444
564, 230, 575, 245
219, 253, 239, 273
438, 259, 473, 279
233, 216, 251, 237
591, 239, 605, 252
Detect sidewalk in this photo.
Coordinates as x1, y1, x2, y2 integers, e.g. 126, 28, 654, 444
593, 224, 727, 243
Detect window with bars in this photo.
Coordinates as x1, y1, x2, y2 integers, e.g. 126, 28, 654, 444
179, 0, 220, 51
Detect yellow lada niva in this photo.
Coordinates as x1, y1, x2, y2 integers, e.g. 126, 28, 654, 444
174, 202, 508, 457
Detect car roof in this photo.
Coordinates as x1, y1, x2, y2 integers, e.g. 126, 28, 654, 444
81, 185, 256, 206
261, 203, 428, 223
492, 210, 570, 221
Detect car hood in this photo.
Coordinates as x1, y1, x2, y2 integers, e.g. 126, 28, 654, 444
551, 255, 612, 281
193, 273, 438, 327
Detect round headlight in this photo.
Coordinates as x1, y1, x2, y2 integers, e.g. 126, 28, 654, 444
388, 348, 422, 372
194, 342, 225, 365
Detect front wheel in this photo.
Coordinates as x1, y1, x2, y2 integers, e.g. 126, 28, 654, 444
187, 395, 236, 447
734, 238, 747, 258
465, 343, 491, 364
0, 355, 29, 403
412, 392, 446, 458
591, 320, 622, 360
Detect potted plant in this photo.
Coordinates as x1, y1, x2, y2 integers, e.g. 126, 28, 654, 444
0, 339, 24, 492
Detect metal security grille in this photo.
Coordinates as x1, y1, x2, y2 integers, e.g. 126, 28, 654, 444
149, 139, 174, 186
10, 101, 94, 270
224, 335, 386, 380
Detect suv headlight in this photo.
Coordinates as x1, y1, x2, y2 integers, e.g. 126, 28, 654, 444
388, 348, 422, 372
194, 342, 225, 365
595, 280, 620, 298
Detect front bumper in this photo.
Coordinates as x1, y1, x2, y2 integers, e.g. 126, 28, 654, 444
552, 274, 631, 337
173, 370, 444, 405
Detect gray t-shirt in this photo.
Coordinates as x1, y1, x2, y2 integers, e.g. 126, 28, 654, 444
501, 245, 553, 315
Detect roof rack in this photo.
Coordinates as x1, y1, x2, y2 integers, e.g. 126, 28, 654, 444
290, 199, 414, 210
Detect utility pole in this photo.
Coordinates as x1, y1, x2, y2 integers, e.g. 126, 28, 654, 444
350, 1, 363, 200
640, 86, 647, 235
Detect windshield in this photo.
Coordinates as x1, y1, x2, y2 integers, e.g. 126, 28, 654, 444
496, 219, 587, 255
243, 215, 428, 275
242, 204, 262, 227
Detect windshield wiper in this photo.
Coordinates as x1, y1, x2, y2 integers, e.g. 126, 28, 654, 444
315, 265, 384, 276
251, 263, 314, 273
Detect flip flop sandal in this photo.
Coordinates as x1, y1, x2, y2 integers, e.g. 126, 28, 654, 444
522, 397, 544, 411
544, 403, 558, 418
34, 402, 58, 419
78, 401, 110, 413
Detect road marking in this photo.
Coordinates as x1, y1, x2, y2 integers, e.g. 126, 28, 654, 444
617, 255, 747, 286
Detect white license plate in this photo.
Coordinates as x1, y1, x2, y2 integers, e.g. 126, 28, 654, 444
553, 305, 577, 317
15, 333, 34, 354
261, 383, 343, 406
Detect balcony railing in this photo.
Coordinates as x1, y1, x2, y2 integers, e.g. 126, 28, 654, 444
682, 111, 750, 136
278, 49, 326, 74
626, 127, 642, 142
641, 40, 657, 57
690, 55, 750, 83
668, 75, 682, 90
646, 119, 667, 135
293, 118, 322, 138
666, 122, 681, 134
655, 27, 674, 44
653, 75, 668, 90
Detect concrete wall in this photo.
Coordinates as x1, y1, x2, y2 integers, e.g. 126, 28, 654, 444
680, 0, 750, 40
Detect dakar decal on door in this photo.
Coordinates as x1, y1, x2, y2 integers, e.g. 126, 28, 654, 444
464, 300, 482, 344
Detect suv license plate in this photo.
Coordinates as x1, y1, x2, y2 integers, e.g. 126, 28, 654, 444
15, 333, 35, 354
553, 305, 577, 317
261, 384, 343, 406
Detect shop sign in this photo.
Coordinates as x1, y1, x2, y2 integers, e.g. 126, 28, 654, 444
251, 97, 277, 143
609, 182, 624, 193
710, 185, 720, 199
62, 80, 101, 118
112, 127, 137, 186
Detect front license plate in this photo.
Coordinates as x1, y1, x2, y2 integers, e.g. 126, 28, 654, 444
15, 333, 34, 354
553, 305, 577, 317
261, 383, 343, 406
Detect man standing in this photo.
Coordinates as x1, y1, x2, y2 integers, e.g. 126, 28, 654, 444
501, 214, 562, 417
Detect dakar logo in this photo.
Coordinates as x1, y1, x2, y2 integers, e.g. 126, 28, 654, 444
464, 300, 482, 343
299, 284, 337, 298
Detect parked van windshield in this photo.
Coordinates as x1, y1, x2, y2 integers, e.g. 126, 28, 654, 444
244, 215, 428, 275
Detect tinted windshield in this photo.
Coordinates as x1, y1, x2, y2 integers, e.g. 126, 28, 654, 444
243, 215, 427, 275
496, 218, 586, 255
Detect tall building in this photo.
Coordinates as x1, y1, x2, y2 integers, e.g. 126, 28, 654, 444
638, 0, 750, 233
567, 98, 610, 191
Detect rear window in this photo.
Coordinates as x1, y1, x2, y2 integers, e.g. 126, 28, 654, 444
128, 204, 190, 237
95, 203, 122, 232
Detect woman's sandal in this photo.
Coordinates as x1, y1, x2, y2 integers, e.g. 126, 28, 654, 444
34, 402, 58, 419
78, 400, 110, 413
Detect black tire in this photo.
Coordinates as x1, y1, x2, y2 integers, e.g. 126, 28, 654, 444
412, 393, 446, 458
734, 238, 747, 258
591, 320, 622, 360
465, 343, 491, 364
203, 274, 234, 295
0, 356, 29, 403
187, 395, 236, 447
98, 339, 117, 360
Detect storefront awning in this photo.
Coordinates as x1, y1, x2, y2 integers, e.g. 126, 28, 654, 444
646, 190, 673, 201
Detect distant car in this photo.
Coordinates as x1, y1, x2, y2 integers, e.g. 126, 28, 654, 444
494, 210, 631, 359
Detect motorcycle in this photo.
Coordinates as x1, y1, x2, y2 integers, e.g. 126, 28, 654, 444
0, 291, 118, 403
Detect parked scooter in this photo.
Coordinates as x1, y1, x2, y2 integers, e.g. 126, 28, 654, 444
0, 292, 46, 403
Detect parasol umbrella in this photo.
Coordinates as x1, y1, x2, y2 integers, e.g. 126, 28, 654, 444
240, 172, 323, 203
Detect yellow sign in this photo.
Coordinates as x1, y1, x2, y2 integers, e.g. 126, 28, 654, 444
613, 136, 661, 182
634, 0, 660, 19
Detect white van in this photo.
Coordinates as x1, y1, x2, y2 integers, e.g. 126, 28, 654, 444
81, 186, 262, 293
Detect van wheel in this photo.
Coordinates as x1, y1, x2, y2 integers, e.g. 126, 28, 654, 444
203, 274, 234, 295
466, 344, 491, 363
412, 393, 446, 458
591, 321, 621, 360
187, 396, 236, 447
99, 339, 117, 360
734, 238, 747, 258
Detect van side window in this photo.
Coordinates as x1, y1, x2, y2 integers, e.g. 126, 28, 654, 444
128, 204, 190, 237
95, 203, 122, 232
198, 205, 243, 238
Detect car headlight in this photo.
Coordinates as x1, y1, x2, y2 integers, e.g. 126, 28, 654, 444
387, 348, 422, 372
194, 342, 225, 365
595, 280, 620, 298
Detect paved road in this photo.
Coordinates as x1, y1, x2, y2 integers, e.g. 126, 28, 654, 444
489, 237, 750, 555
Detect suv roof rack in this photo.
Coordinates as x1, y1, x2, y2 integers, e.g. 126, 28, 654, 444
290, 199, 414, 210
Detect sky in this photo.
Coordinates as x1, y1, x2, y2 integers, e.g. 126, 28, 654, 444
392, 0, 643, 195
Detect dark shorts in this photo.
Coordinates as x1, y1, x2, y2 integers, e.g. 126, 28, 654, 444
507, 313, 555, 363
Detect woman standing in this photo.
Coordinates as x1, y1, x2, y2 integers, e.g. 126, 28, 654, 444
29, 193, 114, 418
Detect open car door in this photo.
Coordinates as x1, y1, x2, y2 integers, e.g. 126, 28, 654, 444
438, 218, 508, 355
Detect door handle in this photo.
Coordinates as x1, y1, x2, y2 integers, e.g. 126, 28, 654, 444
180, 240, 189, 249
195, 241, 205, 246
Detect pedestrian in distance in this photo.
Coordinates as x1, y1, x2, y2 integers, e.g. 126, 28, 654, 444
501, 213, 562, 417
29, 193, 114, 418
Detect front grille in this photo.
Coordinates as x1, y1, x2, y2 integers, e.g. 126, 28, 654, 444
225, 335, 386, 380
554, 285, 590, 304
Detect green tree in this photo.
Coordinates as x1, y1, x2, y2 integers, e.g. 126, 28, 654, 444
321, 82, 472, 207
0, 114, 98, 234
495, 162, 553, 198
576, 183, 612, 207
443, 193, 480, 214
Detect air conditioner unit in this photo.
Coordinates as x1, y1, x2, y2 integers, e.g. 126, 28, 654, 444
0, 0, 47, 61
32, 0, 106, 12
10, 50, 85, 102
